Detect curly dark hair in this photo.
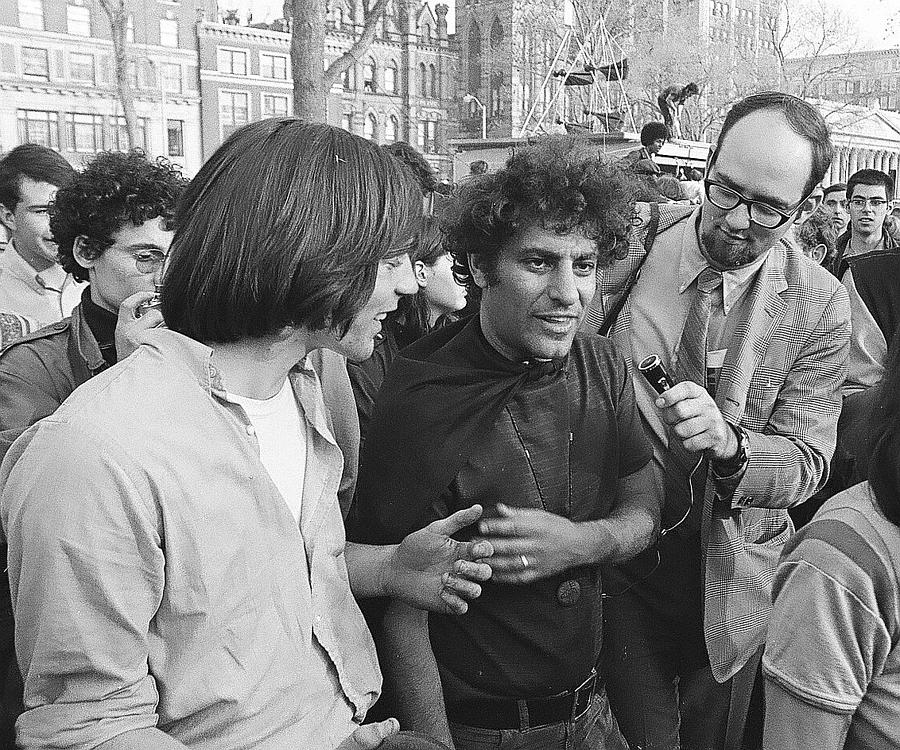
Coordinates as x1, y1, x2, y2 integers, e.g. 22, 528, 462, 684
50, 150, 186, 283
444, 135, 637, 290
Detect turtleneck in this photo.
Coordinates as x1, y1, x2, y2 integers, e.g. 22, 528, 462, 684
80, 286, 119, 366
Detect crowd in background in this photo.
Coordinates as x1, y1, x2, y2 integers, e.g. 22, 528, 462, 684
0, 91, 896, 750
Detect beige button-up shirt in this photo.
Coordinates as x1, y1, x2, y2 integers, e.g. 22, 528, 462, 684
1, 329, 380, 750
0, 242, 83, 327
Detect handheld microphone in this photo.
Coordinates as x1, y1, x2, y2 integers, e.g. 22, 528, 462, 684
637, 354, 674, 395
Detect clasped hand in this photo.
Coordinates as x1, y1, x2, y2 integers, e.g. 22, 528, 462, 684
655, 381, 738, 461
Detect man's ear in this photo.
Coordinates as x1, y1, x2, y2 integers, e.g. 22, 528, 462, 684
414, 259, 428, 287
811, 243, 827, 264
72, 237, 96, 271
468, 254, 489, 290
0, 203, 16, 234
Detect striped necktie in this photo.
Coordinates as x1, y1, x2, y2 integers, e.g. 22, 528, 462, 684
661, 267, 722, 534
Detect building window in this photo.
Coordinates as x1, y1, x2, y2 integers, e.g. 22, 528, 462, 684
159, 62, 181, 93
22, 47, 49, 80
384, 61, 397, 94
341, 112, 352, 132
110, 115, 148, 151
218, 49, 248, 76
159, 17, 179, 47
219, 91, 249, 139
420, 21, 432, 43
260, 53, 288, 80
67, 0, 90, 35
490, 71, 503, 118
429, 64, 437, 97
69, 52, 94, 84
65, 113, 104, 153
363, 57, 376, 92
364, 112, 377, 141
343, 65, 355, 91
126, 13, 134, 42
17, 109, 58, 149
385, 114, 398, 143
18, 0, 44, 30
417, 118, 437, 153
167, 119, 184, 156
418, 63, 427, 97
490, 17, 503, 48
262, 94, 289, 117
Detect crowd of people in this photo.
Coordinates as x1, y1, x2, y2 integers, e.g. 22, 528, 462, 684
0, 90, 896, 750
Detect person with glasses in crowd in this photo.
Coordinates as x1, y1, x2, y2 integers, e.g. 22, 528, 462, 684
828, 169, 898, 280
585, 91, 850, 750
0, 150, 185, 745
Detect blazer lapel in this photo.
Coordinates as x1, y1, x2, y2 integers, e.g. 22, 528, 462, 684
701, 244, 789, 538
714, 244, 789, 425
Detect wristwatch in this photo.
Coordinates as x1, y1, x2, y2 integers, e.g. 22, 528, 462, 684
713, 423, 750, 478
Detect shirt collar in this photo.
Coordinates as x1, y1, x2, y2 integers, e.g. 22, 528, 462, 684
1, 240, 69, 293
678, 208, 769, 314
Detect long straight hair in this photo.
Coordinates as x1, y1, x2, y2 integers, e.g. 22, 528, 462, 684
163, 119, 421, 343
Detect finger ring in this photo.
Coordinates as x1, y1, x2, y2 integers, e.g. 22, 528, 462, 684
520, 554, 529, 569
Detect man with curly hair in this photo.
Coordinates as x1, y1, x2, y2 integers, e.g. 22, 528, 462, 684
0, 150, 185, 744
0, 150, 184, 448
351, 136, 658, 749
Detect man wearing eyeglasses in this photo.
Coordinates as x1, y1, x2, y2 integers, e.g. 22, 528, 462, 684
585, 92, 850, 750
827, 169, 898, 281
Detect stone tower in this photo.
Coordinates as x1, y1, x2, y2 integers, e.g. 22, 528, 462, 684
454, 0, 568, 138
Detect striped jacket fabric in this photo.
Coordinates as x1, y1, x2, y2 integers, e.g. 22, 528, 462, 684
584, 202, 852, 681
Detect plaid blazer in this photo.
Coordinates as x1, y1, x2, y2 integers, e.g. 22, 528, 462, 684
586, 203, 851, 681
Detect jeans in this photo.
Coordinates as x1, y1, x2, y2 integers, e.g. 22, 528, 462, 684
449, 689, 628, 750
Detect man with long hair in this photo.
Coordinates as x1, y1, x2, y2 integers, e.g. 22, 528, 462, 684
0, 121, 492, 750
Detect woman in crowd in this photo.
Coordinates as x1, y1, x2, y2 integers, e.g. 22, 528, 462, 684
763, 336, 900, 749
348, 216, 467, 439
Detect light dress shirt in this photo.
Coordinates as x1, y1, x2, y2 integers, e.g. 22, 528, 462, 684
623, 209, 767, 477
0, 328, 380, 750
0, 242, 83, 327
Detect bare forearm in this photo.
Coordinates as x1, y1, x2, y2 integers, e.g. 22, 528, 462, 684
97, 728, 189, 750
575, 463, 661, 565
382, 601, 453, 746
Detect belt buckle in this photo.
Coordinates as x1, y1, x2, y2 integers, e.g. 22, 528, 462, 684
571, 671, 597, 721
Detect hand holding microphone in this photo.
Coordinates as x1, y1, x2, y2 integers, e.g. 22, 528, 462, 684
637, 355, 738, 461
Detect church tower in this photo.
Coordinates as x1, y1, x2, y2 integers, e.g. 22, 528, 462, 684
454, 0, 568, 138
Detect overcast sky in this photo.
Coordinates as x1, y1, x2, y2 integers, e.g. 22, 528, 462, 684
242, 0, 899, 47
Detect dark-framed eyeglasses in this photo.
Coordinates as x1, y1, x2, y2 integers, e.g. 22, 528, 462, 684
704, 178, 806, 229
848, 197, 889, 209
133, 249, 169, 274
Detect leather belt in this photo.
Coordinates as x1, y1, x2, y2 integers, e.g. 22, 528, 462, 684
447, 671, 598, 730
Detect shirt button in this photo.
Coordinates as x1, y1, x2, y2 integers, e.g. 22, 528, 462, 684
245, 425, 255, 436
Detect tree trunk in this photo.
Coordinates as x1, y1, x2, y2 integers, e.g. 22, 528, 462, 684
290, 0, 389, 122
99, 0, 139, 149
290, 0, 327, 122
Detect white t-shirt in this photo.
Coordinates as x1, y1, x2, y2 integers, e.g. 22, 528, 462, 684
227, 378, 308, 525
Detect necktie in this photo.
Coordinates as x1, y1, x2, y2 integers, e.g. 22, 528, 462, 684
675, 266, 722, 390
662, 267, 722, 535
